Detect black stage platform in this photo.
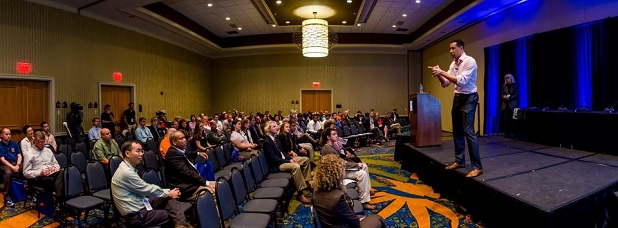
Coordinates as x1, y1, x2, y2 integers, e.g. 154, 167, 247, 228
397, 136, 618, 228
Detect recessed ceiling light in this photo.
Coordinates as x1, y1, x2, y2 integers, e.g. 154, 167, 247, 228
207, 3, 213, 7
342, 21, 347, 24
238, 27, 242, 30
416, 0, 421, 3
225, 17, 230, 20
357, 23, 361, 26
392, 25, 396, 28
402, 14, 407, 17
272, 24, 276, 27
286, 21, 290, 24
347, 0, 352, 3
276, 0, 282, 4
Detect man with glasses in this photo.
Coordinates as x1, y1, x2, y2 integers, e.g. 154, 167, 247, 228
22, 131, 62, 198
112, 141, 191, 228
0, 128, 22, 207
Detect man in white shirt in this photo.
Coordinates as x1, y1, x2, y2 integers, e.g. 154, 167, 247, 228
22, 131, 62, 197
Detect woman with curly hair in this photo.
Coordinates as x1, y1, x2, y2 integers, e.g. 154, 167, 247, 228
313, 154, 385, 228
320, 128, 376, 210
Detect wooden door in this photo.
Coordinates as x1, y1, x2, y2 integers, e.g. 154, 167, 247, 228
0, 79, 49, 142
301, 90, 332, 113
100, 85, 132, 134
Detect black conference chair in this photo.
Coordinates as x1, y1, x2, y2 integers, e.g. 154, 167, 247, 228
62, 166, 107, 226
196, 190, 222, 228
215, 177, 270, 228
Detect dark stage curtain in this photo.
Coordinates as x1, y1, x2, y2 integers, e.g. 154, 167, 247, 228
484, 16, 618, 135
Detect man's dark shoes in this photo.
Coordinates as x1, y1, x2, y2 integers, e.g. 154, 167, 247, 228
465, 169, 483, 178
297, 194, 311, 204
445, 162, 465, 170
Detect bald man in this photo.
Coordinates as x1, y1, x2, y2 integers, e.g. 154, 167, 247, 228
92, 128, 121, 167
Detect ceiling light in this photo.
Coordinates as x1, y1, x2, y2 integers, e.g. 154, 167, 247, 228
392, 25, 396, 27
207, 3, 213, 7
342, 21, 347, 24
276, 0, 282, 4
272, 24, 277, 27
402, 14, 407, 17
347, 0, 352, 3
238, 27, 242, 30
292, 12, 337, 58
357, 23, 361, 26
225, 17, 230, 20
286, 21, 290, 24
416, 0, 421, 3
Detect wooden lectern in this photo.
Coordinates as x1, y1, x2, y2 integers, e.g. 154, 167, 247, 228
409, 93, 442, 147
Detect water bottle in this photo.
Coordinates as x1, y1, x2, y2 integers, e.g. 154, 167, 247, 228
419, 84, 424, 94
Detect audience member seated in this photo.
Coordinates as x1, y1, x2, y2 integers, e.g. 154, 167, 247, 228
192, 122, 213, 152
313, 154, 385, 228
263, 121, 312, 204
135, 117, 154, 144
321, 128, 376, 210
362, 112, 382, 144
88, 117, 101, 141
22, 131, 62, 198
92, 128, 121, 172
230, 119, 259, 159
147, 117, 161, 142
0, 127, 22, 207
111, 141, 191, 228
159, 128, 176, 160
277, 121, 312, 162
41, 122, 57, 151
241, 119, 261, 149
20, 125, 34, 154
164, 131, 215, 201
290, 120, 319, 151
206, 121, 226, 146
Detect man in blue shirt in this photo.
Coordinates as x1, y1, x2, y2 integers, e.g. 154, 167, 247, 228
0, 128, 23, 207
135, 117, 153, 144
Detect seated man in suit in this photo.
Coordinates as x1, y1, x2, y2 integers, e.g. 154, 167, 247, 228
111, 140, 191, 228
164, 131, 215, 202
262, 121, 312, 204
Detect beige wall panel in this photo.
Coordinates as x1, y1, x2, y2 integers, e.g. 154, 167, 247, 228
422, 0, 618, 133
212, 53, 408, 115
0, 0, 212, 133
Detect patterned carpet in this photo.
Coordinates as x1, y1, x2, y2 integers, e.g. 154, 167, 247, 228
277, 141, 481, 228
1, 139, 481, 228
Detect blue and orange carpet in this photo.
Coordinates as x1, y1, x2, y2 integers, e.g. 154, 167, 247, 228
0, 141, 482, 227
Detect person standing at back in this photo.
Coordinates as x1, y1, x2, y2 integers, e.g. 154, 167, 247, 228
501, 74, 518, 138
428, 39, 483, 178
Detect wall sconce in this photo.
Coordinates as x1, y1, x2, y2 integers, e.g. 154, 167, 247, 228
93, 102, 98, 109
291, 100, 295, 104
295, 100, 299, 104
56, 101, 61, 108
61, 101, 67, 108
88, 102, 93, 109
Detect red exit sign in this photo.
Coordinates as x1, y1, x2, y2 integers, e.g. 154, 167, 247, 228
17, 62, 31, 74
